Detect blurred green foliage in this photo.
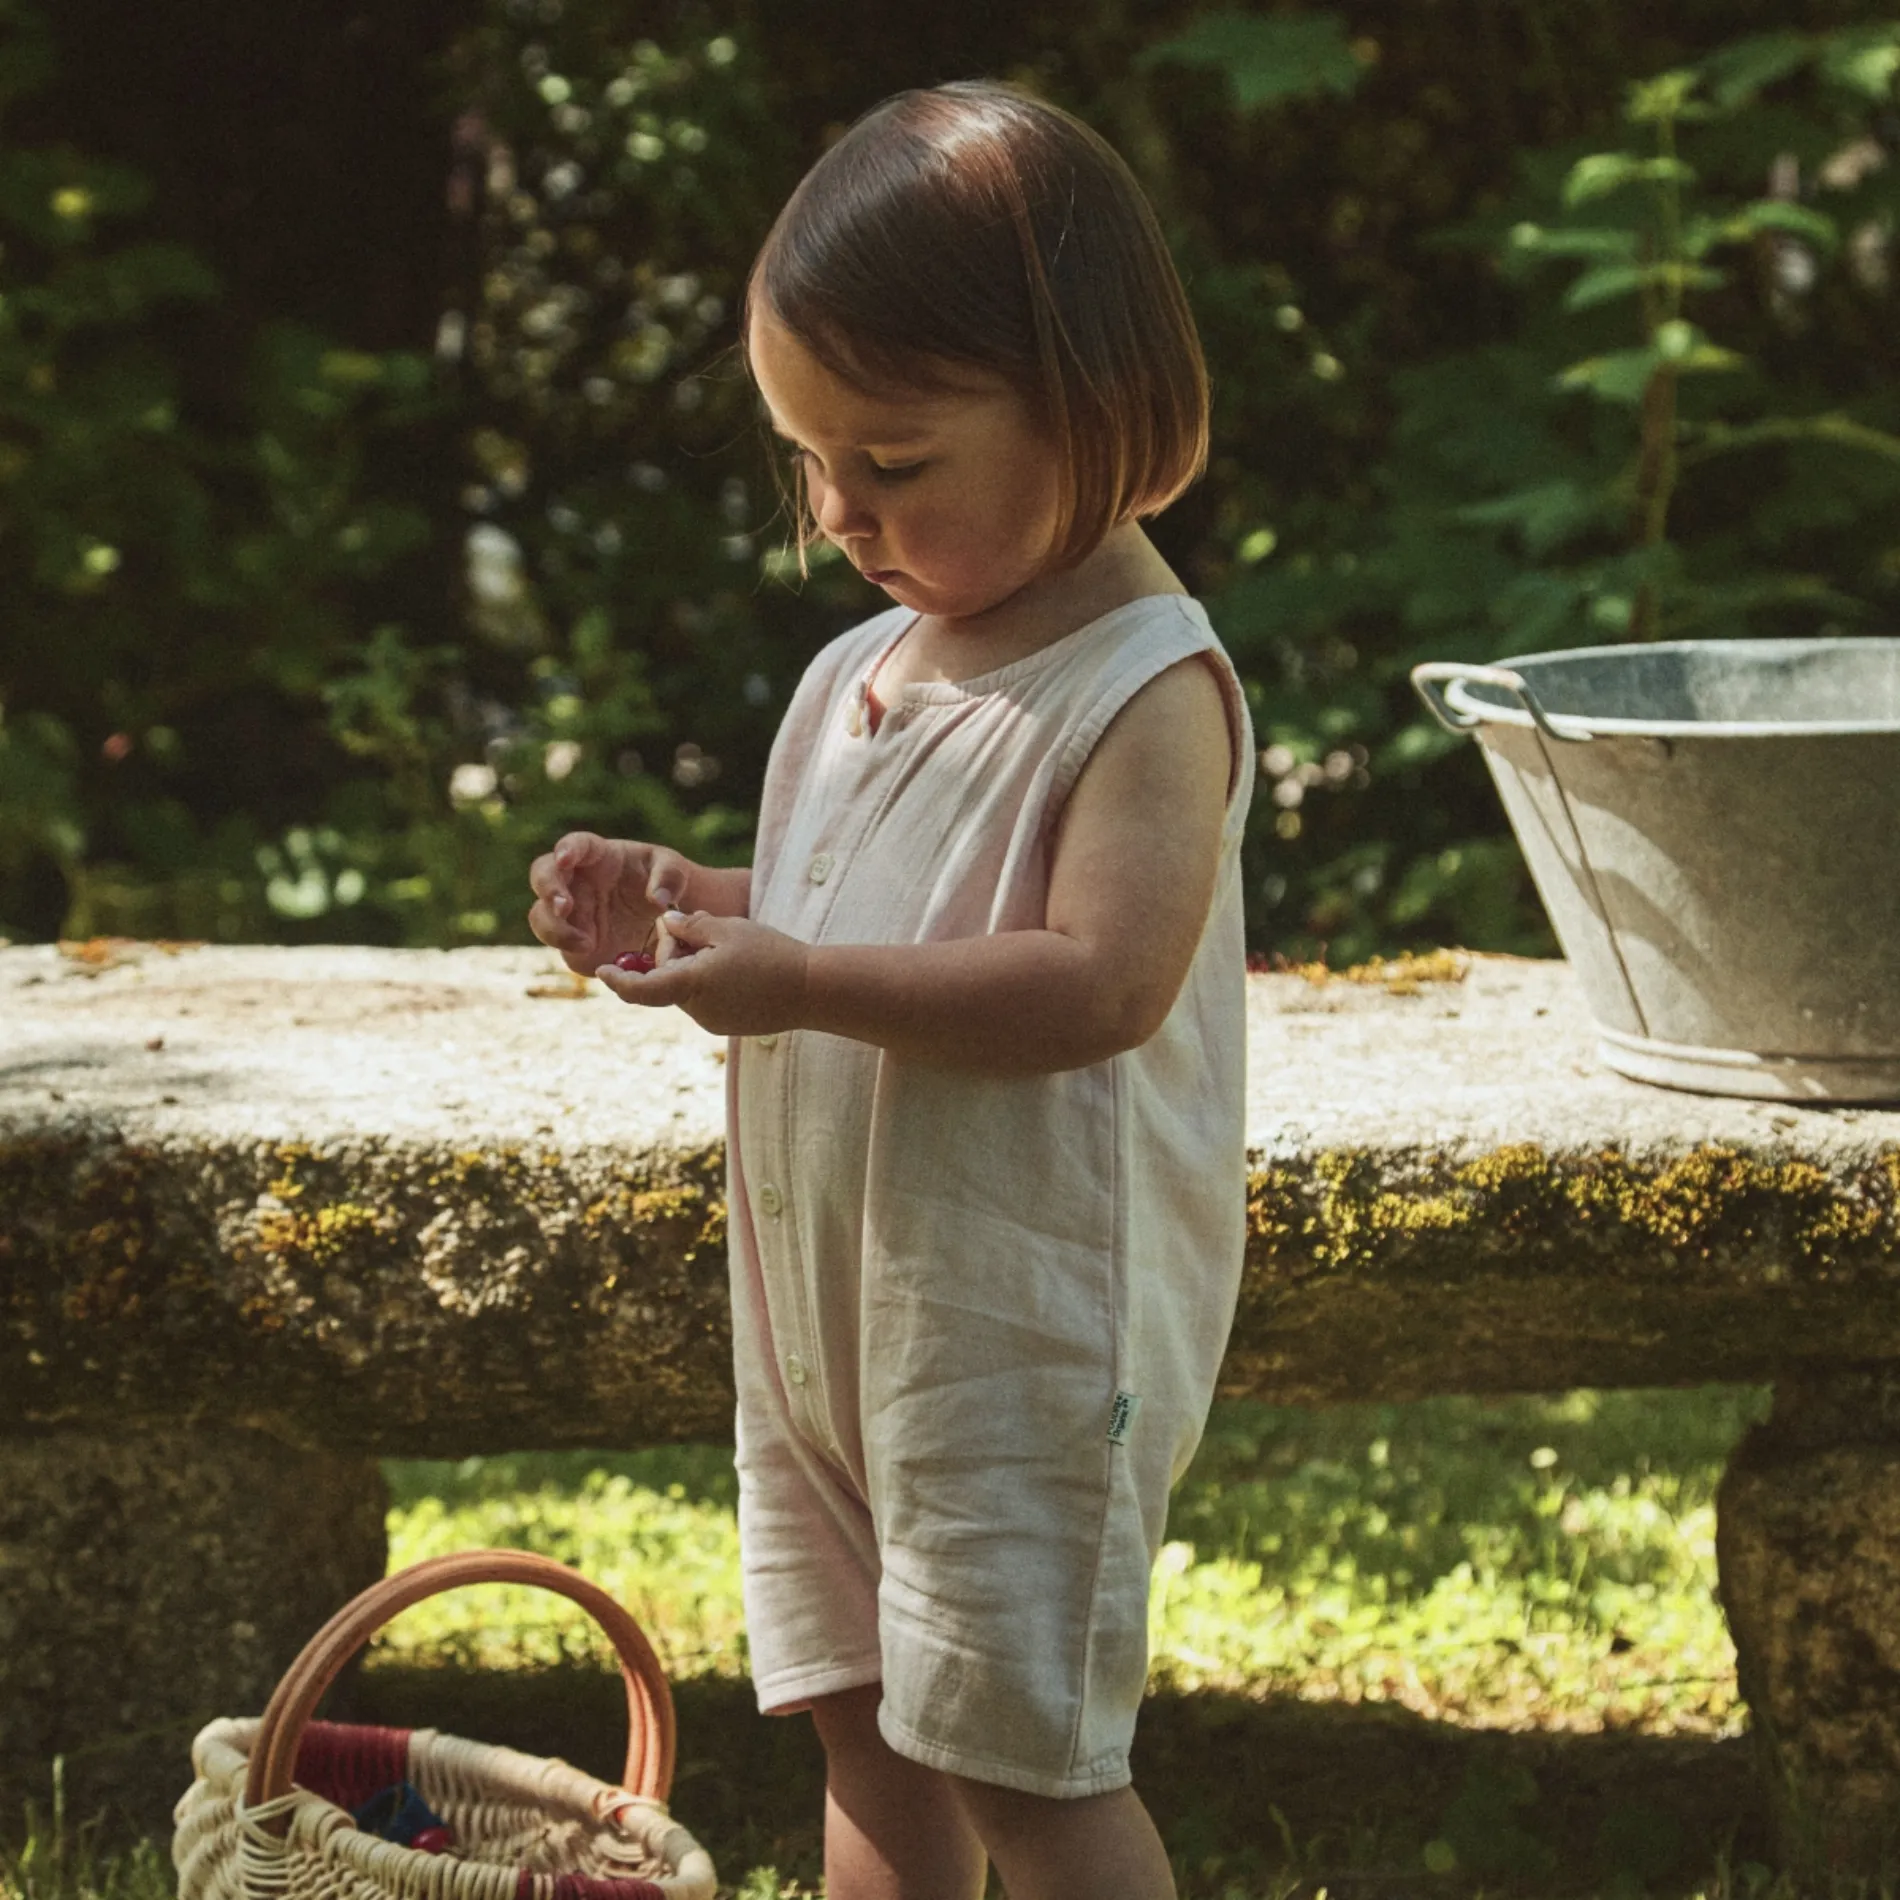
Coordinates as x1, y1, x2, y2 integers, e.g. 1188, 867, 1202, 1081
0, 0, 789, 947
1203, 15, 1900, 955
3, 1, 1899, 958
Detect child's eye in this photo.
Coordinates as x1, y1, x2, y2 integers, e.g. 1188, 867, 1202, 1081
869, 460, 925, 484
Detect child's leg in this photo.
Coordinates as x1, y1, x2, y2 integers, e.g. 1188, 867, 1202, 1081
809, 1685, 987, 1900
808, 1683, 1174, 1900
952, 1778, 1175, 1900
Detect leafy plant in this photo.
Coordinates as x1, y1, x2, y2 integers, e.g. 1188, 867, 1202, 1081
0, 0, 805, 946
0, 0, 459, 942
0, 1807, 170, 1900
1207, 16, 1900, 961
1141, 11, 1367, 112
0, 0, 216, 932
1474, 30, 1900, 645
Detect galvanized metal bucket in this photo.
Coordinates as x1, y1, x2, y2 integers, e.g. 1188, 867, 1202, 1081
1412, 637, 1900, 1102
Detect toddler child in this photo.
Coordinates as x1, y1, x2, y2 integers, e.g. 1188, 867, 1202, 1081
528, 79, 1253, 1900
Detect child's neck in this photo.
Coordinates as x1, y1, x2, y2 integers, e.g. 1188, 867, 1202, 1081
895, 523, 1185, 689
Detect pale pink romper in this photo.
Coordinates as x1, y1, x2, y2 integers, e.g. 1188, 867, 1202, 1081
726, 593, 1254, 1797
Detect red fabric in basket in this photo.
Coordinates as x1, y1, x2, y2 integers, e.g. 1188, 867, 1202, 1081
514, 1875, 666, 1900
289, 1727, 668, 1897
294, 1721, 414, 1814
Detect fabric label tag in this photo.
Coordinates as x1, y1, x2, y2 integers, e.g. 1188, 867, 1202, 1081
1107, 1390, 1142, 1444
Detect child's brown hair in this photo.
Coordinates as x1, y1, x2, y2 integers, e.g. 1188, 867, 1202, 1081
744, 80, 1209, 568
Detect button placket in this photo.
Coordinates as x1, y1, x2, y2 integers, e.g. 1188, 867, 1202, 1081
741, 1038, 812, 1433
761, 725, 890, 1455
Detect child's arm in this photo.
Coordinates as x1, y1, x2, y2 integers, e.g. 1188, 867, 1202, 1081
528, 831, 750, 974
600, 657, 1233, 1071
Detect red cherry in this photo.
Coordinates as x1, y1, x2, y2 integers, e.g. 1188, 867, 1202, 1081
411, 1828, 452, 1855
615, 951, 656, 973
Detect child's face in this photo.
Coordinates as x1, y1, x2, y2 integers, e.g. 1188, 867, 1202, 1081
749, 312, 1065, 622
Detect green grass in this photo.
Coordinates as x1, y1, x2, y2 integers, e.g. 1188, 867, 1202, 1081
377, 1387, 1766, 1738
0, 1800, 172, 1900
380, 1441, 747, 1677
10, 1386, 1829, 1900
1146, 1386, 1761, 1734
356, 1386, 1781, 1896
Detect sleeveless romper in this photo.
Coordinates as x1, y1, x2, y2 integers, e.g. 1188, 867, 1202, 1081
726, 593, 1254, 1797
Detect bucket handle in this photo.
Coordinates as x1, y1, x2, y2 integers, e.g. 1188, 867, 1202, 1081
1412, 658, 1649, 1037
1411, 662, 1593, 744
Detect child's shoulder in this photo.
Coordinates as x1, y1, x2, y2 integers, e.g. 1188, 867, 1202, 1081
1061, 591, 1230, 689
1114, 589, 1217, 644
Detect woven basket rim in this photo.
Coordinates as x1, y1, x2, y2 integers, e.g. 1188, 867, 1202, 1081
179, 1716, 715, 1900
196, 1718, 682, 1832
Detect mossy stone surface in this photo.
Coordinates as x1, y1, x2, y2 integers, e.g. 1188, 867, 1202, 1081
5, 944, 1899, 1441
1718, 1377, 1900, 1870
0, 1424, 384, 1831
3, 945, 734, 1453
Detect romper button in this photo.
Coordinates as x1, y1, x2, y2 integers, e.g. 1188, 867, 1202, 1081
786, 1353, 808, 1386
757, 1182, 783, 1217
808, 852, 834, 884
756, 1033, 779, 1050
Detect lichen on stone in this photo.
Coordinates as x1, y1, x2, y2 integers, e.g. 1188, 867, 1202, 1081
10, 1116, 1900, 1439
1245, 1140, 1900, 1282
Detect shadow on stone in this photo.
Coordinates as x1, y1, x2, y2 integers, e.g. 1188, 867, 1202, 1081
0, 1427, 386, 1841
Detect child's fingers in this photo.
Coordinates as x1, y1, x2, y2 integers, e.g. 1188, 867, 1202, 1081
552, 828, 604, 873
595, 957, 697, 1007
531, 908, 588, 950
529, 852, 587, 922
644, 847, 693, 914
526, 902, 590, 959
547, 830, 613, 911
657, 908, 718, 955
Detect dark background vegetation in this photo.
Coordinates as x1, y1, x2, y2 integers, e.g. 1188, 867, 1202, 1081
5, 0, 1900, 960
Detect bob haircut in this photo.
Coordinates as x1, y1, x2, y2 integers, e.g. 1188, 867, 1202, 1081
744, 81, 1209, 569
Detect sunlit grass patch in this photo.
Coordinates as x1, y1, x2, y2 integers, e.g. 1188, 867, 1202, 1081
378, 1387, 1766, 1738
379, 1444, 746, 1678
1148, 1387, 1763, 1734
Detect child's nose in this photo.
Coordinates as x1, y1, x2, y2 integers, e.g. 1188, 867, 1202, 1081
812, 472, 874, 541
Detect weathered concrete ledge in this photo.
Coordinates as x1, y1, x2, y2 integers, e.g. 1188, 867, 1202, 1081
3, 943, 1898, 1446
5, 941, 1900, 1856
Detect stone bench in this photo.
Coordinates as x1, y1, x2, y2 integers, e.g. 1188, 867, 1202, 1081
4, 942, 1898, 1865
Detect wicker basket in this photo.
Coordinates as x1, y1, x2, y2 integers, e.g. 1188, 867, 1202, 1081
173, 1550, 716, 1900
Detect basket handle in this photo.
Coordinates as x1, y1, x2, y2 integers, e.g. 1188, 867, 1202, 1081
1411, 661, 1593, 743
243, 1550, 677, 1814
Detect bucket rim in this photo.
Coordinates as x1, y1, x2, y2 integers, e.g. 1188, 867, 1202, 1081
1440, 634, 1900, 739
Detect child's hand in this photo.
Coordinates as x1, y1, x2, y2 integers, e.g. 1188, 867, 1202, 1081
594, 910, 809, 1037
527, 831, 695, 974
